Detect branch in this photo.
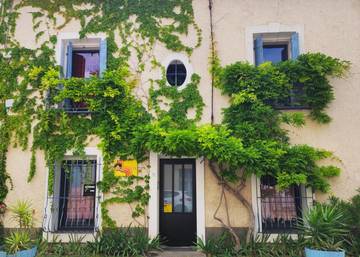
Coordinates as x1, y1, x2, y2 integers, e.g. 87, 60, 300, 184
213, 179, 241, 248
209, 160, 255, 243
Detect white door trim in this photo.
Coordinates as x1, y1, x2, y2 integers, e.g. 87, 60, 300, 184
148, 152, 206, 242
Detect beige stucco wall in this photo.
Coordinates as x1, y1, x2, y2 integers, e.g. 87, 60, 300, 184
3, 0, 360, 231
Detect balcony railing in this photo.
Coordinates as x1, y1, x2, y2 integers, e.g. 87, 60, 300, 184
59, 99, 91, 114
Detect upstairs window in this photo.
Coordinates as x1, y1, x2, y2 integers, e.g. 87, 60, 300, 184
263, 44, 288, 63
61, 38, 107, 113
72, 51, 100, 78
254, 32, 307, 109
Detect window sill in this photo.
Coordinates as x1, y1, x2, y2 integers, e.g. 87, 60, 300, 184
42, 231, 98, 242
255, 232, 299, 242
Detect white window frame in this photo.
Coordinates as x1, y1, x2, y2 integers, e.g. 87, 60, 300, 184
162, 53, 193, 90
43, 147, 103, 242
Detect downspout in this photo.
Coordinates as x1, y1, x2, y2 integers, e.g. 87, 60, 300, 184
208, 0, 215, 124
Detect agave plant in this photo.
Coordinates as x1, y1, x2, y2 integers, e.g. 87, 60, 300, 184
196, 232, 236, 257
5, 231, 31, 254
299, 203, 349, 251
9, 200, 33, 228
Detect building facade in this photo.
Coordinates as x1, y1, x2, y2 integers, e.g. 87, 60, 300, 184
2, 0, 360, 246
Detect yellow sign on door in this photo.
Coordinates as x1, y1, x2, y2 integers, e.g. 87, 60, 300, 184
114, 160, 138, 177
164, 203, 172, 213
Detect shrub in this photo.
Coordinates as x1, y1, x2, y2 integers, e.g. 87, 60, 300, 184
5, 231, 31, 254
9, 200, 33, 228
196, 232, 236, 257
328, 191, 360, 256
197, 232, 306, 257
86, 227, 161, 256
298, 202, 348, 251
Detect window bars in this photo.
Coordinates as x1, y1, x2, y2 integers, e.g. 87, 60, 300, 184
42, 160, 101, 233
255, 175, 313, 233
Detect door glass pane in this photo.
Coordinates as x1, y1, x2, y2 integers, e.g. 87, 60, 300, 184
184, 164, 193, 213
173, 164, 183, 212
163, 164, 173, 213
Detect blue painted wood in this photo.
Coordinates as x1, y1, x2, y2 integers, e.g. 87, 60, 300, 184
291, 32, 300, 59
305, 248, 345, 257
99, 39, 107, 78
65, 42, 73, 78
64, 42, 73, 109
254, 35, 264, 66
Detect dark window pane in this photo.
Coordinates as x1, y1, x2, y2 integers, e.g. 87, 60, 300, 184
166, 74, 176, 86
167, 63, 176, 74
166, 60, 187, 87
177, 74, 186, 86
72, 51, 100, 78
263, 44, 288, 63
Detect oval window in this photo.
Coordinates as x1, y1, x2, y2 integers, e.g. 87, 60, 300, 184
166, 60, 187, 87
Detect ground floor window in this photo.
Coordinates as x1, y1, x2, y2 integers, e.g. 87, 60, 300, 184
57, 159, 97, 231
257, 175, 308, 233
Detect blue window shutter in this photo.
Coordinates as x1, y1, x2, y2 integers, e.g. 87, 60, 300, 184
254, 35, 264, 66
65, 42, 73, 78
64, 42, 73, 110
99, 39, 107, 77
291, 32, 300, 59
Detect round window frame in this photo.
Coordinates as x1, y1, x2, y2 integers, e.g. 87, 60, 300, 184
162, 54, 193, 90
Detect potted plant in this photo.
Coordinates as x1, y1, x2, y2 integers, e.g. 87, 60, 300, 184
300, 203, 348, 257
0, 201, 37, 257
2, 231, 37, 257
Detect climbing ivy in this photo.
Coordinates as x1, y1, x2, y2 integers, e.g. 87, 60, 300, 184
0, 0, 350, 231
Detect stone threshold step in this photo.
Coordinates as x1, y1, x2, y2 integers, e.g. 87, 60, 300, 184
156, 247, 205, 257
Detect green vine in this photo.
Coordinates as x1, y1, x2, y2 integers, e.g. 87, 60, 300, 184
0, 0, 350, 231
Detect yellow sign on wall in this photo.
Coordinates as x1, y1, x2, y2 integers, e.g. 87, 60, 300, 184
114, 160, 138, 177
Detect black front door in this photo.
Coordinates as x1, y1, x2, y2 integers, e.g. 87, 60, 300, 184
160, 159, 196, 246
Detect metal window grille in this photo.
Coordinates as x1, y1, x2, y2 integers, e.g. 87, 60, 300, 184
59, 99, 92, 114
42, 160, 101, 233
256, 175, 313, 233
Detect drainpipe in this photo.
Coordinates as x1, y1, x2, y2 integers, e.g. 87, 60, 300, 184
209, 0, 215, 125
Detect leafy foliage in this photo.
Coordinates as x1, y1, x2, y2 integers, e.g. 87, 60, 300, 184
197, 232, 307, 257
86, 227, 161, 256
9, 200, 34, 229
5, 231, 32, 254
0, 0, 350, 230
299, 202, 348, 251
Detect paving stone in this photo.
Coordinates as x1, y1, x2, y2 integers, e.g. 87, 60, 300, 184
155, 251, 206, 257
